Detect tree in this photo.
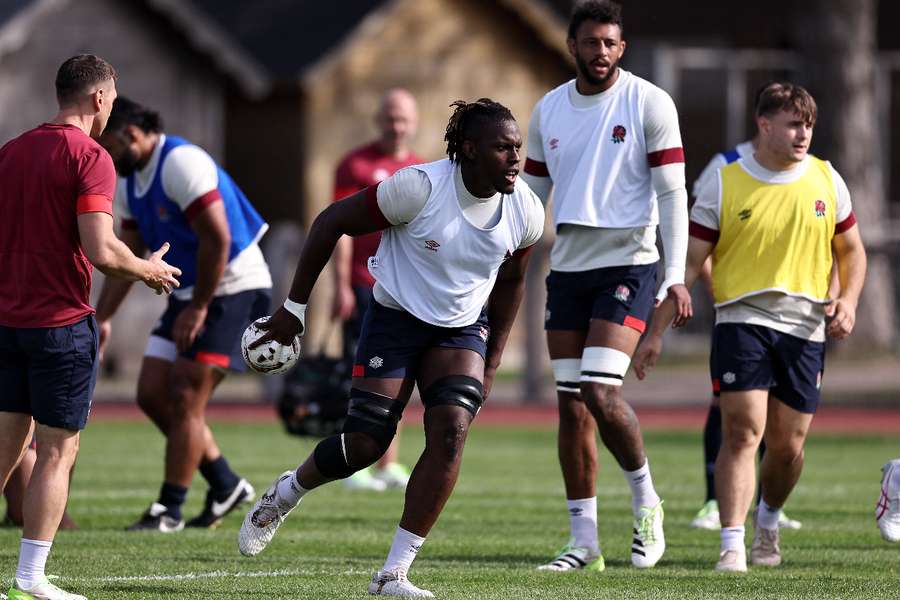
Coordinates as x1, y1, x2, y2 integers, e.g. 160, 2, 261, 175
793, 0, 896, 351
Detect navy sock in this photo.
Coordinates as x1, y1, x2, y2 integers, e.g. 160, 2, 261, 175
703, 404, 722, 502
157, 482, 188, 520
199, 455, 241, 497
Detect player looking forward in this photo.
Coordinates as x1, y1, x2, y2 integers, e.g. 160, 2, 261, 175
521, 0, 690, 572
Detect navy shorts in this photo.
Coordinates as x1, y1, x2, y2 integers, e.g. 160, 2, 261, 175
711, 323, 825, 414
148, 288, 271, 371
545, 263, 658, 333
0, 315, 99, 431
353, 301, 489, 379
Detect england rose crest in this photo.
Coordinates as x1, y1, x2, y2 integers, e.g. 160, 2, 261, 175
611, 125, 626, 143
614, 284, 631, 302
814, 199, 826, 217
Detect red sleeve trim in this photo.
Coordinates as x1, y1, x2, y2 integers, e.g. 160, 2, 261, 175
334, 185, 359, 202
647, 147, 685, 168
121, 218, 139, 230
834, 211, 857, 234
512, 245, 535, 259
689, 221, 720, 243
76, 194, 113, 215
524, 158, 549, 177
184, 190, 222, 222
364, 184, 392, 230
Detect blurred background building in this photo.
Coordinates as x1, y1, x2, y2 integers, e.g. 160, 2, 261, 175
0, 0, 896, 401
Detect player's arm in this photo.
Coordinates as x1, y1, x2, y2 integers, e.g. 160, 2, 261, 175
520, 102, 554, 205
79, 213, 179, 292
331, 163, 361, 321
483, 248, 532, 400
255, 188, 396, 346
827, 222, 866, 340
171, 199, 231, 351
645, 86, 691, 320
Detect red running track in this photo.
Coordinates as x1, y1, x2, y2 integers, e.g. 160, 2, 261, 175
90, 402, 900, 433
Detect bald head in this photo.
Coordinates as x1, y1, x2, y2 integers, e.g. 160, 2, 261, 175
375, 88, 418, 157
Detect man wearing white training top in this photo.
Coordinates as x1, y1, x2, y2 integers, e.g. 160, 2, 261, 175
522, 0, 691, 572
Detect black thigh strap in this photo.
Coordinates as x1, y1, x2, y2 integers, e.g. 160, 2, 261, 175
421, 375, 484, 416
346, 387, 405, 426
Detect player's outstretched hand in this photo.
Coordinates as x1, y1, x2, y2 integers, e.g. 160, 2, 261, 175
659, 283, 693, 328
144, 242, 182, 295
633, 334, 663, 381
825, 297, 857, 340
250, 307, 304, 348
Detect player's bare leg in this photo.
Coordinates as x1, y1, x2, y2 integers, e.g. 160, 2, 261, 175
715, 389, 767, 571
751, 396, 812, 567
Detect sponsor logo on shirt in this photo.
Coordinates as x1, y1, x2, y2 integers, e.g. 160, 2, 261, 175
614, 284, 631, 303
611, 125, 627, 144
739, 208, 752, 221
814, 199, 826, 217
424, 240, 440, 252
549, 138, 560, 150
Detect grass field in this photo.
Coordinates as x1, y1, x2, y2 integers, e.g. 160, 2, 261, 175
1, 420, 897, 599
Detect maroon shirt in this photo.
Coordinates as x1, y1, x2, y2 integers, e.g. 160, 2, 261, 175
333, 142, 422, 288
0, 123, 115, 328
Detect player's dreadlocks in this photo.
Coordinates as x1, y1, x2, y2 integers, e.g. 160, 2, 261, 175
105, 96, 164, 134
444, 98, 515, 164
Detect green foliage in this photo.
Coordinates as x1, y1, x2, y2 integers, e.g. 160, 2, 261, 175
2, 422, 896, 598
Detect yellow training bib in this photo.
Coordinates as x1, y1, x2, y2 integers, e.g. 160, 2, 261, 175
712, 157, 836, 306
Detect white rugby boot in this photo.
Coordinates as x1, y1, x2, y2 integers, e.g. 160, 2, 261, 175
876, 459, 900, 542
238, 471, 297, 556
368, 569, 433, 597
631, 501, 665, 568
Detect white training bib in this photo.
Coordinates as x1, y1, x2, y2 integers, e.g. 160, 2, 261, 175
369, 159, 530, 327
539, 71, 657, 229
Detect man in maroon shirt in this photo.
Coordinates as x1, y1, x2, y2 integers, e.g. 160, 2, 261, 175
331, 89, 421, 491
0, 55, 180, 600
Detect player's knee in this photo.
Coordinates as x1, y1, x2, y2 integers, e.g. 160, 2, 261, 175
342, 388, 403, 456
428, 417, 470, 463
421, 375, 484, 417
581, 382, 622, 419
723, 426, 762, 453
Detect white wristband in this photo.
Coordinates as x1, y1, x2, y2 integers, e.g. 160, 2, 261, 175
283, 298, 307, 332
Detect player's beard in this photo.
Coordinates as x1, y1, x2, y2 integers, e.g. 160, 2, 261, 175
115, 148, 141, 177
575, 53, 619, 88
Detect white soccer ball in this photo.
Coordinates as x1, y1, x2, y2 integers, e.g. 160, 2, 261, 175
240, 317, 301, 375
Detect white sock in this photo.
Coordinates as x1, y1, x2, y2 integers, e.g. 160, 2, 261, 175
623, 460, 661, 514
16, 538, 52, 588
720, 526, 746, 553
275, 470, 308, 509
381, 526, 426, 575
567, 497, 599, 550
757, 498, 781, 530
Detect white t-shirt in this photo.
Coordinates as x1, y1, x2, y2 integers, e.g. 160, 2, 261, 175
691, 153, 853, 341
691, 140, 755, 200
369, 160, 544, 325
115, 134, 272, 299
523, 70, 688, 277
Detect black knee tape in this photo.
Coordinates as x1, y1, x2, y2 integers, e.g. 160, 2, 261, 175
341, 388, 404, 453
422, 375, 484, 417
313, 435, 355, 479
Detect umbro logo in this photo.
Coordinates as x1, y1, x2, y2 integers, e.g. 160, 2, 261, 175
739, 209, 752, 221
549, 138, 559, 150
369, 356, 384, 369
424, 240, 440, 252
